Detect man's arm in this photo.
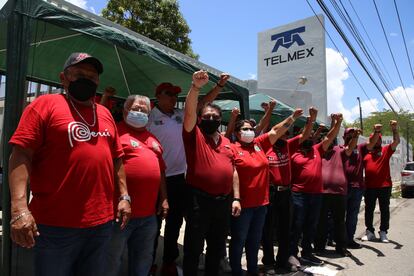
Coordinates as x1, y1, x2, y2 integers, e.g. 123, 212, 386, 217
322, 113, 343, 151
366, 124, 382, 150
390, 120, 400, 150
114, 158, 131, 230
99, 86, 116, 108
298, 107, 317, 144
255, 100, 276, 135
9, 145, 39, 248
198, 73, 230, 110
267, 109, 304, 145
224, 107, 240, 139
345, 129, 362, 156
157, 171, 169, 219
183, 71, 209, 132
232, 168, 241, 217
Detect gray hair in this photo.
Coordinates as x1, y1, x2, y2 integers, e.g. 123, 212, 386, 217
123, 95, 151, 112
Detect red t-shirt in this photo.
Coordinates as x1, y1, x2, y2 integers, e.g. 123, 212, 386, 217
267, 135, 301, 186
9, 94, 123, 228
233, 133, 272, 208
183, 126, 235, 196
364, 144, 395, 188
322, 146, 348, 195
291, 142, 325, 194
343, 144, 367, 189
118, 122, 165, 218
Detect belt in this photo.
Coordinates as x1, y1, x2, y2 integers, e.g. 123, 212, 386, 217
190, 187, 230, 201
276, 186, 289, 192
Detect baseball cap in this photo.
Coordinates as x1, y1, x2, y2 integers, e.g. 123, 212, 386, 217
155, 82, 182, 96
344, 128, 355, 136
63, 52, 103, 74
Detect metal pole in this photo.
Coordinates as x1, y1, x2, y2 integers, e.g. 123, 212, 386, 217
357, 97, 363, 132
407, 122, 410, 162
1, 0, 32, 275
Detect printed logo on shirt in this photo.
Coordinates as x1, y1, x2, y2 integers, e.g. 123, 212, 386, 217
68, 121, 110, 147
238, 151, 244, 156
254, 145, 261, 152
130, 139, 140, 148
154, 120, 164, 126
152, 141, 161, 153
174, 116, 183, 124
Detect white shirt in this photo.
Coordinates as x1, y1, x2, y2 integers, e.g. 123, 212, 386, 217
147, 106, 186, 177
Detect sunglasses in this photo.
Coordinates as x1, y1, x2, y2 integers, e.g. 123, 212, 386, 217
161, 91, 178, 97
241, 127, 254, 131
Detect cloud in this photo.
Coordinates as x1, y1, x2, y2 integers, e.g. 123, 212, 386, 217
389, 32, 398, 37
66, 0, 88, 10
247, 73, 257, 80
326, 48, 352, 121
384, 85, 414, 112
90, 6, 96, 14
350, 98, 379, 119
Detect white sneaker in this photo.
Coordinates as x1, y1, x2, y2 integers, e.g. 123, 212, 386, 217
379, 231, 389, 243
219, 257, 232, 273
361, 230, 376, 241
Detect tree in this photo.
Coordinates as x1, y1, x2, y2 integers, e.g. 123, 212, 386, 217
347, 109, 414, 152
102, 0, 199, 59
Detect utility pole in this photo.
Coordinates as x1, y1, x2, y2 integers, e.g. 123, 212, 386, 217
407, 121, 410, 162
357, 97, 363, 133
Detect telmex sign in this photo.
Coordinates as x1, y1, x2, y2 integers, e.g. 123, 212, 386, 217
258, 15, 327, 122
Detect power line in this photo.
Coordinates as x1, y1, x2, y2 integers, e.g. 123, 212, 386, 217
304, 0, 378, 113
315, 0, 400, 116
393, 0, 414, 85
372, 0, 414, 111
328, 0, 402, 110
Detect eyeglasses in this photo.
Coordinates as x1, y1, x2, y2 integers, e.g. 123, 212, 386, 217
161, 91, 178, 97
241, 127, 254, 131
201, 115, 221, 121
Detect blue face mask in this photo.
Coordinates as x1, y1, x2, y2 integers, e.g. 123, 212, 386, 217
126, 111, 148, 128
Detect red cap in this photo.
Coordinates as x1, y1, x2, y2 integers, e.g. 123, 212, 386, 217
155, 82, 181, 96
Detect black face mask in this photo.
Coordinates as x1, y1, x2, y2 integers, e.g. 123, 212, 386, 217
274, 139, 287, 148
68, 78, 97, 101
301, 139, 314, 150
199, 119, 221, 135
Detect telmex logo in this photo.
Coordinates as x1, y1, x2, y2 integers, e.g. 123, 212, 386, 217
271, 26, 306, 53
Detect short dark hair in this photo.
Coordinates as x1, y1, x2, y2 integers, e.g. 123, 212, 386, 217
235, 119, 253, 132
198, 102, 222, 118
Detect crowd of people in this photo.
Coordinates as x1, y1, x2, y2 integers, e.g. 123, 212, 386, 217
7, 52, 400, 276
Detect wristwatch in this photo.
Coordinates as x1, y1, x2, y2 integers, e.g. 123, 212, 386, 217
119, 195, 131, 204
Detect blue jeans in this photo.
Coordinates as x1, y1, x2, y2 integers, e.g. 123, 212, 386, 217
230, 206, 267, 276
34, 221, 113, 276
289, 192, 322, 256
104, 215, 157, 276
346, 187, 364, 241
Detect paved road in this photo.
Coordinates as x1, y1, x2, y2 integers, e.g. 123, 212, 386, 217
1, 197, 413, 275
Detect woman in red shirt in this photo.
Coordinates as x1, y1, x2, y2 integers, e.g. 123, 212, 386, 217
229, 109, 303, 276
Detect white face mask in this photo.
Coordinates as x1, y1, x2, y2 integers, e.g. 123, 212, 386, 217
126, 111, 148, 128
240, 130, 255, 143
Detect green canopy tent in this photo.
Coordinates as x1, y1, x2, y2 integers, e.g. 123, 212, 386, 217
0, 0, 250, 274
217, 93, 321, 130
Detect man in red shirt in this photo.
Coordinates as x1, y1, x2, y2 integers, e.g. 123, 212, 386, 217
8, 53, 131, 276
361, 121, 400, 243
182, 70, 241, 276
288, 113, 343, 269
261, 107, 317, 273
104, 94, 168, 276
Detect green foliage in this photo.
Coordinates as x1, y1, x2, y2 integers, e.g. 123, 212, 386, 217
348, 109, 414, 146
102, 0, 199, 59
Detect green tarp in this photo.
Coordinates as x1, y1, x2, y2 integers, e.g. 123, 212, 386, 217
0, 0, 249, 105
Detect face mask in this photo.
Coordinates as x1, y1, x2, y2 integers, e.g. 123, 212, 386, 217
126, 111, 148, 128
68, 78, 97, 102
274, 139, 287, 148
240, 130, 255, 143
301, 139, 314, 150
199, 119, 221, 135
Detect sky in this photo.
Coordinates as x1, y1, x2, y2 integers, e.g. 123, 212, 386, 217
1, 0, 413, 122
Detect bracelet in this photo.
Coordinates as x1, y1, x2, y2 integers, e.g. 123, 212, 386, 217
233, 198, 241, 202
216, 82, 224, 88
10, 211, 31, 225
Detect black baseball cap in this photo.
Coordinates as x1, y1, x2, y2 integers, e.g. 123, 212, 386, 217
63, 52, 103, 74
